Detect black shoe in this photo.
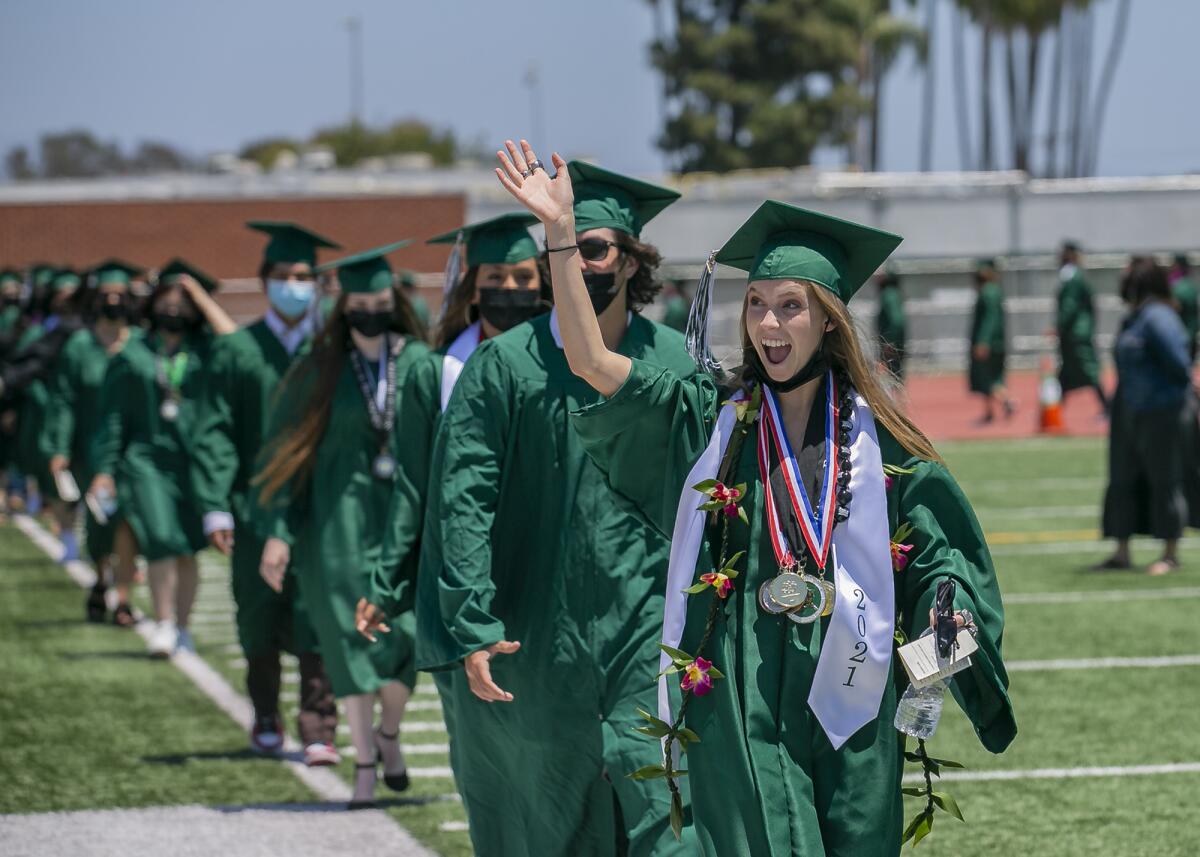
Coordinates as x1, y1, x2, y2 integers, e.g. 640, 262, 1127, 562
374, 728, 410, 792
86, 584, 107, 623
112, 602, 136, 628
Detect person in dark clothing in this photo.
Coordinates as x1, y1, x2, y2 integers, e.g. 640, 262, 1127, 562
1056, 241, 1109, 415
1099, 257, 1198, 575
969, 259, 1015, 422
875, 270, 906, 380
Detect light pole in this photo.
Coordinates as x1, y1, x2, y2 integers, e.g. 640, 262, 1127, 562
345, 16, 364, 126
523, 63, 545, 149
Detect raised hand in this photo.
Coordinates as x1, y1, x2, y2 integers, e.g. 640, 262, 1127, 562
494, 139, 575, 230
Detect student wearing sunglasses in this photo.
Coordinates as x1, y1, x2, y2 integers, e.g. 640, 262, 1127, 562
409, 158, 699, 856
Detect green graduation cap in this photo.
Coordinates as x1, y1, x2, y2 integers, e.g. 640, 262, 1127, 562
316, 240, 412, 294
0, 268, 21, 286
714, 200, 902, 303
90, 258, 145, 288
158, 258, 219, 293
247, 220, 342, 266
566, 160, 681, 238
30, 264, 56, 288
50, 267, 82, 292
428, 213, 540, 267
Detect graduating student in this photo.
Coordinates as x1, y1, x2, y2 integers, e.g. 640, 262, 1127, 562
44, 260, 144, 623
191, 221, 341, 762
89, 259, 235, 658
0, 268, 21, 337
1056, 241, 1109, 413
874, 271, 906, 380
358, 212, 549, 787
414, 155, 699, 856
1168, 254, 1198, 362
968, 259, 1015, 423
497, 140, 1016, 856
253, 242, 427, 807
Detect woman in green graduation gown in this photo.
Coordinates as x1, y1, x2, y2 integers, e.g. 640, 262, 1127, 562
253, 242, 429, 808
45, 260, 144, 624
1056, 241, 1109, 414
358, 213, 549, 783
497, 140, 1016, 856
406, 157, 698, 857
89, 260, 235, 658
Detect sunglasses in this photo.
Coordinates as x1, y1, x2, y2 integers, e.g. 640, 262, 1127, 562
934, 578, 958, 659
575, 238, 621, 262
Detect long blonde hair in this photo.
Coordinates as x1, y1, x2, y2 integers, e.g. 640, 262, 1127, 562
735, 282, 940, 463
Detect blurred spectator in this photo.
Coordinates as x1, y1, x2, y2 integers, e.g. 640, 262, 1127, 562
874, 270, 906, 380
1168, 254, 1198, 362
1099, 257, 1199, 575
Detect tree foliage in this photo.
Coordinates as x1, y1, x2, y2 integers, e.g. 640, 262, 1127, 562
3, 130, 193, 180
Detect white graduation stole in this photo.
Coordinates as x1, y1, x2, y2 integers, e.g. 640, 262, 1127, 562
659, 391, 894, 750
440, 321, 481, 412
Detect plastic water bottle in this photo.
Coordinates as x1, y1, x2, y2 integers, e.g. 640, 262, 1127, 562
894, 679, 946, 739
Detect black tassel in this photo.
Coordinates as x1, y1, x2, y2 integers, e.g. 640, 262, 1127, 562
684, 250, 722, 376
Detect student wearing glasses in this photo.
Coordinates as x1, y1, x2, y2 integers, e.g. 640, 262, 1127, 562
409, 159, 699, 855
497, 139, 1015, 856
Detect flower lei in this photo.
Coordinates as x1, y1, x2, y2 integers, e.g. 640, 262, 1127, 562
630, 389, 966, 847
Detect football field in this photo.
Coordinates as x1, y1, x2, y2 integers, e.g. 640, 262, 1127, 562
1, 435, 1197, 856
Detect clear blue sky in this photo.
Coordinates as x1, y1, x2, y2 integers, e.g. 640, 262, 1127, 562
0, 0, 1193, 177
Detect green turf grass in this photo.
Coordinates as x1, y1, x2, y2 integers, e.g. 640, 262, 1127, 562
0, 526, 313, 813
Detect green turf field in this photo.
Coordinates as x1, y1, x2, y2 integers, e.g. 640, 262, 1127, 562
2, 435, 1198, 856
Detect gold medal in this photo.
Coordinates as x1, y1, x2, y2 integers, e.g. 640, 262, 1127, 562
819, 579, 836, 617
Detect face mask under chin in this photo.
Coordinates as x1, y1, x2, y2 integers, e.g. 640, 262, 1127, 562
749, 337, 829, 393
582, 272, 622, 316
477, 288, 543, 332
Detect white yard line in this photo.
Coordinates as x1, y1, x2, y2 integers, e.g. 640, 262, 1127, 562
1005, 586, 1200, 605
990, 536, 1200, 557
438, 821, 471, 833
409, 767, 455, 779
11, 516, 434, 855
903, 762, 1200, 785
975, 505, 1096, 519
1006, 654, 1200, 672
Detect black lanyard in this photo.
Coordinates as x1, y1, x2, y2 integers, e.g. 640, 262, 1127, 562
348, 336, 396, 443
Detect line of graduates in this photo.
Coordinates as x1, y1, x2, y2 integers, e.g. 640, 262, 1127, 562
3, 151, 1021, 854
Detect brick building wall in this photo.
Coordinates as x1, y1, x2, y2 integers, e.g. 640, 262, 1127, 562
0, 193, 465, 320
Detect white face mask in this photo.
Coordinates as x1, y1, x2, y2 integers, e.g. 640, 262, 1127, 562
267, 279, 315, 318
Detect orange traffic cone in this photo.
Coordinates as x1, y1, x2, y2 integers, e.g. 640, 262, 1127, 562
1038, 356, 1066, 434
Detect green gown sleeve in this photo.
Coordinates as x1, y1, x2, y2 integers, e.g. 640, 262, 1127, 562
972, 286, 1003, 349
90, 352, 132, 478
370, 352, 440, 617
894, 456, 1017, 753
423, 345, 514, 665
571, 357, 720, 537
42, 335, 79, 460
248, 361, 314, 546
190, 334, 240, 517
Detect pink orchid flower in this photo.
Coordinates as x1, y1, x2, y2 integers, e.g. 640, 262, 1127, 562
680, 657, 714, 696
711, 482, 742, 517
891, 540, 913, 572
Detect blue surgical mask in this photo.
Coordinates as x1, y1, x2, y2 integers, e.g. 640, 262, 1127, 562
267, 279, 315, 319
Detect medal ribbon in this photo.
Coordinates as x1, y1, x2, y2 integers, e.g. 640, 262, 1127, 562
757, 371, 839, 571
348, 335, 397, 441
156, 351, 189, 398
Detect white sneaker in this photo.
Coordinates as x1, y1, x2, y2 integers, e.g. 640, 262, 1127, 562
174, 628, 195, 654
148, 621, 177, 659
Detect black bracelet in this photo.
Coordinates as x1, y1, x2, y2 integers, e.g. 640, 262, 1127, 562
546, 244, 579, 253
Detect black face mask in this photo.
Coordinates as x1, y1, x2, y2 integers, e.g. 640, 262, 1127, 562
346, 308, 393, 338
582, 272, 622, 316
0, 294, 18, 309
154, 312, 197, 333
477, 288, 543, 332
749, 338, 829, 393
99, 297, 129, 321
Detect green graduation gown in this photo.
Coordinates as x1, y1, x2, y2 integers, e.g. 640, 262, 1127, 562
572, 360, 1017, 857
875, 288, 906, 378
416, 312, 699, 857
1056, 266, 1101, 391
191, 320, 319, 659
90, 331, 211, 561
0, 305, 19, 336
252, 338, 432, 698
662, 295, 689, 333
13, 322, 49, 489
44, 327, 141, 559
1171, 276, 1198, 361
968, 281, 1007, 394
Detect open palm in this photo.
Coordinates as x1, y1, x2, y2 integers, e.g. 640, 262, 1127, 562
495, 139, 574, 227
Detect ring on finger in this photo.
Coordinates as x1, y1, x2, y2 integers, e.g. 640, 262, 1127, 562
527, 159, 544, 173
520, 168, 533, 178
